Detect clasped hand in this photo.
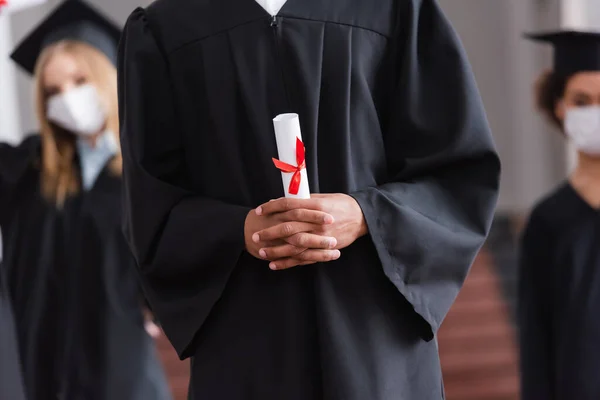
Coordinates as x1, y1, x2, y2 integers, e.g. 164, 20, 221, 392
244, 194, 367, 270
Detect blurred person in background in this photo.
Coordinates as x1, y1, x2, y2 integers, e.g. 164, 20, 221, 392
519, 30, 600, 400
0, 261, 26, 400
0, 1, 171, 399
0, 2, 44, 400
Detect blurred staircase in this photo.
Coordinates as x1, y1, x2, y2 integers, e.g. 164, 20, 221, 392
438, 250, 520, 400
156, 333, 190, 400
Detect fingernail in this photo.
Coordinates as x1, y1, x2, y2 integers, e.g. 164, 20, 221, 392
324, 215, 334, 224
269, 262, 277, 270
259, 249, 267, 258
255, 206, 263, 215
333, 250, 341, 259
329, 238, 338, 248
252, 233, 260, 243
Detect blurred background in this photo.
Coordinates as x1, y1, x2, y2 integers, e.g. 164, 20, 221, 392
2, 0, 600, 399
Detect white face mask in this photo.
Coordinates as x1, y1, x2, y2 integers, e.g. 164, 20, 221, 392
46, 84, 106, 136
564, 105, 600, 156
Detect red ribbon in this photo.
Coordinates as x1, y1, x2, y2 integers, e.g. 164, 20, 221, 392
272, 137, 306, 195
0, 0, 7, 9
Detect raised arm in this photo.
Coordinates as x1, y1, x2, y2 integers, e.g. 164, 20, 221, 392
0, 136, 39, 226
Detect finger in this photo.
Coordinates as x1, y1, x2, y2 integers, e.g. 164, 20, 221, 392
253, 222, 314, 242
144, 321, 162, 338
259, 244, 306, 260
256, 198, 324, 216
269, 259, 317, 270
295, 249, 341, 263
264, 239, 284, 247
278, 209, 334, 225
269, 250, 341, 270
285, 233, 337, 249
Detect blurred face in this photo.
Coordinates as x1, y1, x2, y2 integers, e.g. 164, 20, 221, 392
555, 71, 600, 120
42, 51, 89, 98
42, 50, 107, 137
556, 71, 600, 156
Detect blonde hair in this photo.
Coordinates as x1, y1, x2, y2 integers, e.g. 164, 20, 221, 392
34, 40, 121, 207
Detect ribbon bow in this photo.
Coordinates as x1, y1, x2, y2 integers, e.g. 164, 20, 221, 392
272, 137, 306, 195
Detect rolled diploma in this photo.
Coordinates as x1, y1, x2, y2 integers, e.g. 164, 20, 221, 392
2, 0, 48, 14
273, 113, 311, 199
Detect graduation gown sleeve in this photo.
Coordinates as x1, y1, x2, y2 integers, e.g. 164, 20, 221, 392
350, 0, 500, 340
0, 138, 32, 400
1, 244, 26, 400
118, 9, 251, 358
0, 136, 38, 225
517, 209, 554, 399
0, 285, 26, 400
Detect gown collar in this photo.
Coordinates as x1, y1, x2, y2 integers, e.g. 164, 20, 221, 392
76, 131, 118, 191
254, 0, 288, 16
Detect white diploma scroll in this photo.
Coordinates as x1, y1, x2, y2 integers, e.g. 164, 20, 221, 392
1, 0, 47, 14
272, 113, 311, 199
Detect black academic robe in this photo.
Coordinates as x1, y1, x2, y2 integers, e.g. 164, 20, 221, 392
0, 262, 26, 400
118, 0, 500, 399
0, 136, 171, 400
519, 183, 600, 400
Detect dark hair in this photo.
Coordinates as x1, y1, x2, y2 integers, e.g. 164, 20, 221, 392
534, 70, 574, 130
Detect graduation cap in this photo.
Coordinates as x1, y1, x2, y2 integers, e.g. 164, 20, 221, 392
10, 0, 121, 75
524, 30, 600, 75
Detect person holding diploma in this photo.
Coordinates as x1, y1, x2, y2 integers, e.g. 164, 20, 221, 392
519, 31, 600, 400
2, 1, 171, 399
118, 0, 500, 399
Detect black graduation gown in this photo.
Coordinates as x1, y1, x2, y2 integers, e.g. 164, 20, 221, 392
0, 136, 171, 400
518, 183, 600, 400
118, 1, 500, 399
0, 261, 26, 400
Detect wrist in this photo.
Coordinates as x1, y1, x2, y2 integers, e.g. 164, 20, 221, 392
244, 209, 255, 252
357, 216, 368, 238
349, 195, 368, 238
